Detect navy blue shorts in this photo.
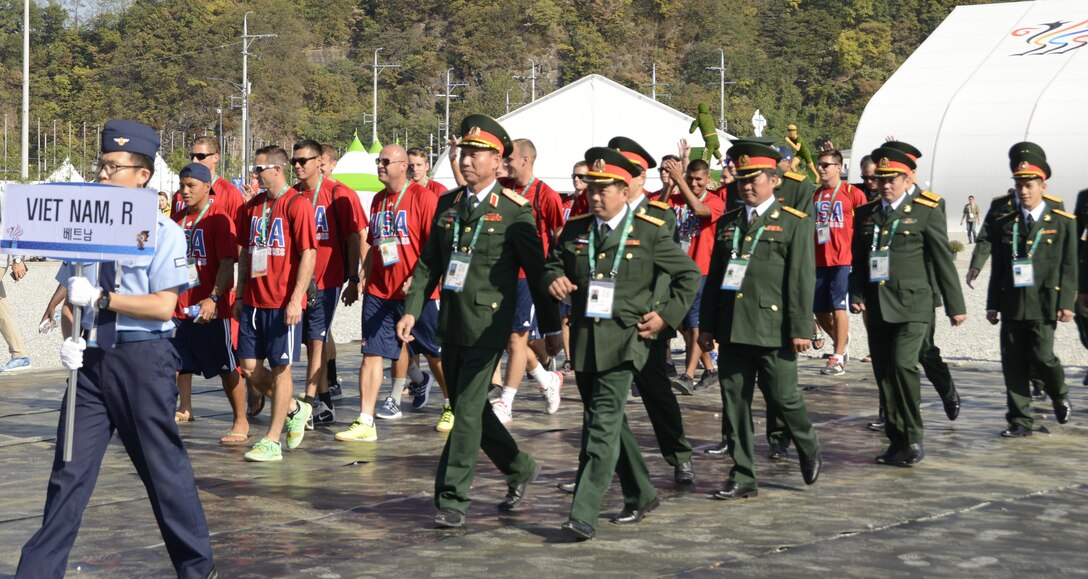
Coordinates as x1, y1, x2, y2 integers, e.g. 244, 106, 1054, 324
814, 266, 851, 313
361, 293, 403, 360
682, 276, 707, 330
303, 287, 342, 342
173, 318, 236, 379
558, 299, 573, 318
512, 278, 540, 339
409, 299, 442, 358
237, 305, 303, 367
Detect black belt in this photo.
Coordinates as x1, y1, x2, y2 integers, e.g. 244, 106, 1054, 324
83, 329, 176, 344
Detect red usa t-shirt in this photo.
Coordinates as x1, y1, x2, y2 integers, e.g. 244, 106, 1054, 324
366, 182, 437, 300
501, 178, 564, 278
172, 177, 246, 225
813, 182, 869, 267
237, 189, 317, 309
569, 192, 589, 219
670, 189, 725, 275
294, 179, 364, 290
421, 178, 448, 197
174, 202, 238, 319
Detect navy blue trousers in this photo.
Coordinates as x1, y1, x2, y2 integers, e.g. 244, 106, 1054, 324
17, 339, 214, 578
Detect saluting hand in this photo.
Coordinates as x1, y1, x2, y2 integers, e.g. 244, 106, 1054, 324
395, 314, 416, 343
548, 276, 578, 300
637, 312, 667, 339
1058, 309, 1074, 323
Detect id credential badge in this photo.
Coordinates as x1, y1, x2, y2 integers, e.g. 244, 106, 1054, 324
187, 258, 201, 287
443, 252, 471, 291
1013, 258, 1034, 287
816, 223, 831, 245
720, 259, 748, 290
870, 250, 890, 282
379, 238, 400, 266
250, 246, 269, 278
586, 280, 616, 319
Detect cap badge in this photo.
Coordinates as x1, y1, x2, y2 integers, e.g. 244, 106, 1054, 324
738, 155, 751, 167
113, 137, 130, 147
878, 157, 890, 168
592, 158, 606, 172
466, 126, 481, 138
1018, 161, 1030, 170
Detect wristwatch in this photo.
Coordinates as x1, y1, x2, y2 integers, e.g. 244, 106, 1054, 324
96, 291, 112, 311
12, 257, 22, 264
208, 294, 220, 303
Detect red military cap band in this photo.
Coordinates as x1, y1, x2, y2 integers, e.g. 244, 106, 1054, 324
1013, 162, 1047, 180
619, 151, 649, 170
587, 160, 633, 184
461, 126, 505, 156
736, 155, 778, 171
875, 157, 912, 175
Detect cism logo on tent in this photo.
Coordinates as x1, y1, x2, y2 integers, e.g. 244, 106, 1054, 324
1010, 19, 1088, 56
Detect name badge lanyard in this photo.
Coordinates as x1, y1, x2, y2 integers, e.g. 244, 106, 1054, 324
720, 222, 765, 290
258, 185, 290, 247
680, 189, 708, 250
251, 185, 288, 277
869, 217, 900, 282
1010, 219, 1045, 288
816, 182, 843, 245
377, 181, 410, 265
443, 195, 487, 291
585, 207, 633, 318
308, 176, 325, 206
184, 199, 213, 287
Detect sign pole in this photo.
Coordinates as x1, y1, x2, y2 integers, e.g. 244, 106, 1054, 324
64, 263, 83, 463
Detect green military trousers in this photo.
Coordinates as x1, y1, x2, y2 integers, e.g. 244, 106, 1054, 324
1000, 320, 1068, 428
867, 318, 927, 448
632, 339, 693, 466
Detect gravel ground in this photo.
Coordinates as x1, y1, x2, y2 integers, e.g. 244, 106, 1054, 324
3, 232, 1085, 373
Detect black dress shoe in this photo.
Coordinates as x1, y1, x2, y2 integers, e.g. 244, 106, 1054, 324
1054, 396, 1072, 424
1082, 373, 1088, 386
799, 447, 822, 485
561, 518, 596, 540
767, 442, 789, 460
943, 388, 961, 421
866, 419, 886, 432
610, 497, 660, 525
901, 443, 924, 466
674, 460, 695, 484
557, 481, 576, 493
1031, 383, 1047, 401
704, 441, 731, 456
434, 508, 466, 528
499, 463, 540, 511
875, 443, 904, 465
1001, 424, 1033, 437
712, 479, 758, 500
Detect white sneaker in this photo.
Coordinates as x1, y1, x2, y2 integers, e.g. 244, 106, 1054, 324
490, 398, 513, 425
821, 356, 846, 375
376, 396, 403, 420
539, 371, 564, 415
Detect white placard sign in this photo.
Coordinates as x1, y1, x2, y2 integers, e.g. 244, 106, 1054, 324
1, 183, 159, 262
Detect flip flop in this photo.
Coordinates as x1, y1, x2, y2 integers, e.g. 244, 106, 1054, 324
175, 410, 195, 423
246, 392, 265, 417
220, 431, 251, 445
812, 332, 826, 351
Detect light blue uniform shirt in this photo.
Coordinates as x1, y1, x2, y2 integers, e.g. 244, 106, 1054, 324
57, 213, 191, 333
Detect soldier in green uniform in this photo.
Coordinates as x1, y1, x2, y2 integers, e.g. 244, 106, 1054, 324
544, 147, 699, 540
396, 114, 561, 528
986, 147, 1075, 437
1073, 184, 1088, 385
849, 146, 967, 467
865, 141, 961, 431
699, 142, 822, 499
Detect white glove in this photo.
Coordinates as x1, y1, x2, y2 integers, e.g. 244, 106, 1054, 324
67, 276, 103, 308
60, 337, 87, 370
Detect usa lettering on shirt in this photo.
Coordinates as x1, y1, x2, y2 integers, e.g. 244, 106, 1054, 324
249, 216, 289, 257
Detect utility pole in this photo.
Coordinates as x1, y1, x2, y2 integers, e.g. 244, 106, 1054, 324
505, 89, 524, 115
241, 12, 275, 178
370, 47, 400, 145
52, 119, 57, 169
435, 68, 467, 144
20, 0, 29, 179
641, 63, 670, 101
528, 59, 538, 102
705, 48, 735, 131
82, 122, 86, 176
217, 106, 224, 176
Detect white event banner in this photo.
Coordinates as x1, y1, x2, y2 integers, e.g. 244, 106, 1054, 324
1, 183, 159, 262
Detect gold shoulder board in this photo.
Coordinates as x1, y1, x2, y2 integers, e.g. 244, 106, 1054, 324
784, 171, 804, 182
567, 212, 593, 221
781, 205, 807, 219
725, 205, 745, 215
1043, 193, 1063, 204
501, 188, 529, 206
648, 200, 671, 210
636, 213, 665, 227
996, 210, 1017, 221
920, 190, 942, 202
451, 187, 466, 204
913, 198, 938, 209
1053, 209, 1075, 220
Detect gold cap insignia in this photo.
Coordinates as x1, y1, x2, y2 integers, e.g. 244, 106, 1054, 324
1018, 161, 1030, 170
113, 137, 130, 147
878, 157, 890, 168
738, 155, 751, 167
466, 126, 481, 138
592, 158, 606, 172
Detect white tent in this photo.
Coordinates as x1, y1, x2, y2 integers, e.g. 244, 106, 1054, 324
433, 74, 736, 193
147, 154, 179, 193
332, 133, 381, 220
46, 157, 85, 183
851, 0, 1088, 230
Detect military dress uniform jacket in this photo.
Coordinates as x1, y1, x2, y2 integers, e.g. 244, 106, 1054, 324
405, 182, 560, 349
970, 192, 1064, 272
849, 197, 967, 323
910, 187, 947, 306
986, 207, 1077, 320
723, 170, 814, 216
638, 196, 682, 339
700, 200, 815, 347
543, 210, 699, 373
1074, 188, 1088, 292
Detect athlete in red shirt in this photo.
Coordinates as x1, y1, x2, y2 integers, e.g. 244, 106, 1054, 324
558, 160, 589, 364
812, 149, 868, 374
408, 147, 449, 197
233, 145, 317, 462
171, 163, 245, 443
664, 158, 723, 392
171, 136, 246, 225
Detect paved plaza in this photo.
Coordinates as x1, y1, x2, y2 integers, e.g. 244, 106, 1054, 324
1, 351, 1086, 577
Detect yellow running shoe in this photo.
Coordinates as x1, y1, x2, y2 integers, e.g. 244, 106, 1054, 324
244, 437, 282, 462
436, 404, 455, 433
284, 400, 312, 450
335, 420, 378, 442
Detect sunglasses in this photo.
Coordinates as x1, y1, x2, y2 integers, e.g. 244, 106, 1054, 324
571, 174, 587, 181
861, 175, 878, 181
189, 152, 215, 160
252, 164, 280, 173
817, 162, 840, 169
375, 158, 406, 167
290, 155, 319, 166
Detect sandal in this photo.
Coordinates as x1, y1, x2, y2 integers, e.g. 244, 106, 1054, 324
219, 431, 251, 445
812, 332, 826, 351
174, 410, 195, 423
246, 390, 265, 417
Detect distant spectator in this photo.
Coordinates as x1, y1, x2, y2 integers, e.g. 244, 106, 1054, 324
157, 191, 171, 215
961, 195, 980, 243
0, 254, 30, 372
